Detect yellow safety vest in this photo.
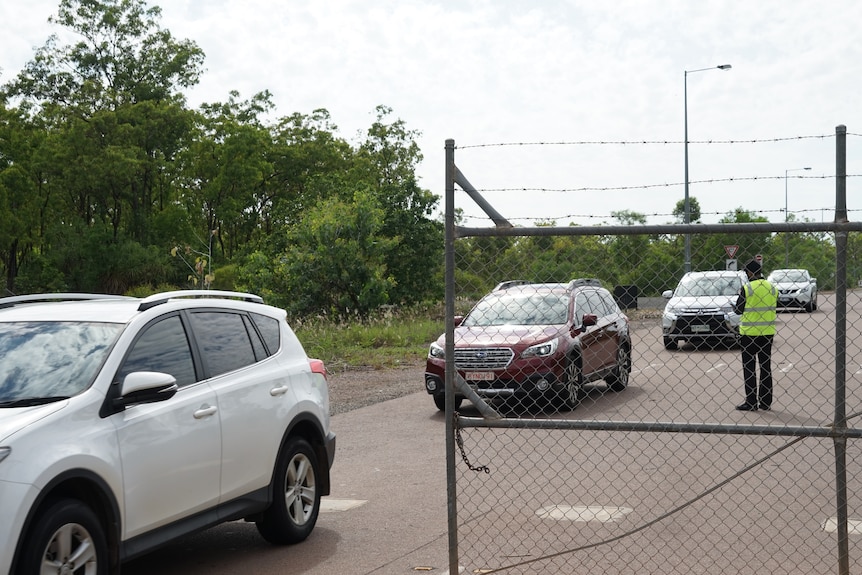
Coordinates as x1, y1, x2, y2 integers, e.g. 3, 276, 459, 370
739, 279, 777, 336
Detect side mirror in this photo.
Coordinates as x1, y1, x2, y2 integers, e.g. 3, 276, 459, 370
662, 290, 673, 299
453, 315, 464, 327
582, 314, 598, 328
116, 371, 178, 408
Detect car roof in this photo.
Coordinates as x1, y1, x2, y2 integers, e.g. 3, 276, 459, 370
492, 279, 603, 294
0, 290, 270, 323
682, 270, 744, 278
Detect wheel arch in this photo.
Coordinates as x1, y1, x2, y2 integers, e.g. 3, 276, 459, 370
11, 469, 122, 575
280, 416, 332, 497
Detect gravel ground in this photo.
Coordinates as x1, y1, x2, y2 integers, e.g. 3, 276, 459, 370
327, 362, 426, 415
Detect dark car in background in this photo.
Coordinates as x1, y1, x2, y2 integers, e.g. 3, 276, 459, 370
424, 279, 632, 412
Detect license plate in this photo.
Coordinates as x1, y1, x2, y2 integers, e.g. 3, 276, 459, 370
465, 371, 495, 381
690, 324, 710, 333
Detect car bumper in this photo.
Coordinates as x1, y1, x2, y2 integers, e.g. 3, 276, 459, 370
0, 479, 38, 575
662, 314, 739, 339
777, 294, 812, 307
425, 371, 561, 399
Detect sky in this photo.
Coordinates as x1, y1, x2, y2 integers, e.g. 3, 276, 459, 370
2, 0, 861, 227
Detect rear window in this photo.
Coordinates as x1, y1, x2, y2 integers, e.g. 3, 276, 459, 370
250, 312, 280, 355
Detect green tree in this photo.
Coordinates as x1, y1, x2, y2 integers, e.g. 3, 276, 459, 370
672, 196, 702, 223
4, 0, 204, 111
265, 108, 354, 245
1, 0, 204, 292
352, 105, 443, 305
178, 92, 276, 261
268, 190, 398, 317
0, 104, 44, 293
688, 208, 770, 271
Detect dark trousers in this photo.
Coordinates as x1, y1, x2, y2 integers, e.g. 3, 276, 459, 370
740, 334, 774, 407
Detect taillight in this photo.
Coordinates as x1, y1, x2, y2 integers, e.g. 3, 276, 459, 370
309, 358, 328, 379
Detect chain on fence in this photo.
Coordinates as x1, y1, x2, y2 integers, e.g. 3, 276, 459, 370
438, 227, 862, 574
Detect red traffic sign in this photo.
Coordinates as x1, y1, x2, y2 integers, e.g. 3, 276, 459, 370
724, 245, 739, 258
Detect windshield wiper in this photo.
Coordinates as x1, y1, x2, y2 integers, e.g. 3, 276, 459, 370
0, 396, 70, 408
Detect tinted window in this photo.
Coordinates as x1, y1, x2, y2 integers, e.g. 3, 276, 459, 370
574, 292, 590, 325
189, 311, 257, 377
250, 312, 280, 355
118, 316, 196, 387
595, 289, 620, 316
243, 315, 267, 361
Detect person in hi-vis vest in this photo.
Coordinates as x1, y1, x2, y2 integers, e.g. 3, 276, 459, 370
733, 258, 778, 411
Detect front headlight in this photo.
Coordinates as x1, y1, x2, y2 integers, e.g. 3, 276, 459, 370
428, 341, 445, 359
522, 338, 559, 358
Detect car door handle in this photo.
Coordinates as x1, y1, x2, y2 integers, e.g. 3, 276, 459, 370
193, 405, 218, 419
270, 386, 289, 397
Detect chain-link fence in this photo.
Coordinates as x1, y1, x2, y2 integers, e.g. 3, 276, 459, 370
440, 129, 862, 574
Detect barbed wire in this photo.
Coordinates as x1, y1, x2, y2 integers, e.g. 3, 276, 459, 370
466, 173, 857, 194
454, 132, 861, 149
458, 206, 860, 225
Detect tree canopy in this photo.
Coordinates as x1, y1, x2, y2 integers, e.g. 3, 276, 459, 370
0, 0, 845, 314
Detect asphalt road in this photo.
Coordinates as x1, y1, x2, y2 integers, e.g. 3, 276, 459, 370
123, 291, 862, 574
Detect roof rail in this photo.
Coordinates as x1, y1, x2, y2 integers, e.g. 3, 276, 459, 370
493, 280, 532, 291
137, 290, 264, 311
0, 293, 132, 310
569, 278, 603, 288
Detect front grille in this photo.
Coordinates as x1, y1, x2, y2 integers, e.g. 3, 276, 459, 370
674, 313, 728, 335
453, 347, 514, 369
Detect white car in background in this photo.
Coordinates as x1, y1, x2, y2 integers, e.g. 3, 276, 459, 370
0, 291, 335, 575
767, 268, 818, 312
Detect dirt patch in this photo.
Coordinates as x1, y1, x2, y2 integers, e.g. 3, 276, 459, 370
327, 361, 426, 415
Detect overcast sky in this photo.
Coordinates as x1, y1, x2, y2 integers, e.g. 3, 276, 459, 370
2, 0, 860, 226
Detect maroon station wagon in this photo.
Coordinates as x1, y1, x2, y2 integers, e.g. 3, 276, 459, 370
424, 279, 632, 411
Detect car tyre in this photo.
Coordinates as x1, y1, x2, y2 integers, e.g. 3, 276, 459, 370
663, 336, 677, 350
606, 344, 631, 392
434, 393, 462, 411
20, 498, 109, 575
560, 357, 585, 410
256, 438, 321, 545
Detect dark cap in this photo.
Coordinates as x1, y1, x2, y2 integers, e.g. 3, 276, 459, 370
744, 259, 762, 275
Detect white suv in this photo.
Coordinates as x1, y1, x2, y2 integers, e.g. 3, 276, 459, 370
661, 270, 747, 350
0, 291, 335, 575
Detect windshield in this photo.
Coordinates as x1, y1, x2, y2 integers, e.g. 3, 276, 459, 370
769, 270, 807, 282
463, 293, 570, 327
676, 276, 741, 298
0, 322, 121, 403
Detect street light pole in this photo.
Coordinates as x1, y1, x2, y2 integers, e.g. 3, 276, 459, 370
784, 166, 811, 266
684, 64, 732, 273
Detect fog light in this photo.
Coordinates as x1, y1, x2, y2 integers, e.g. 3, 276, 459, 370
535, 378, 551, 391
425, 378, 438, 392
